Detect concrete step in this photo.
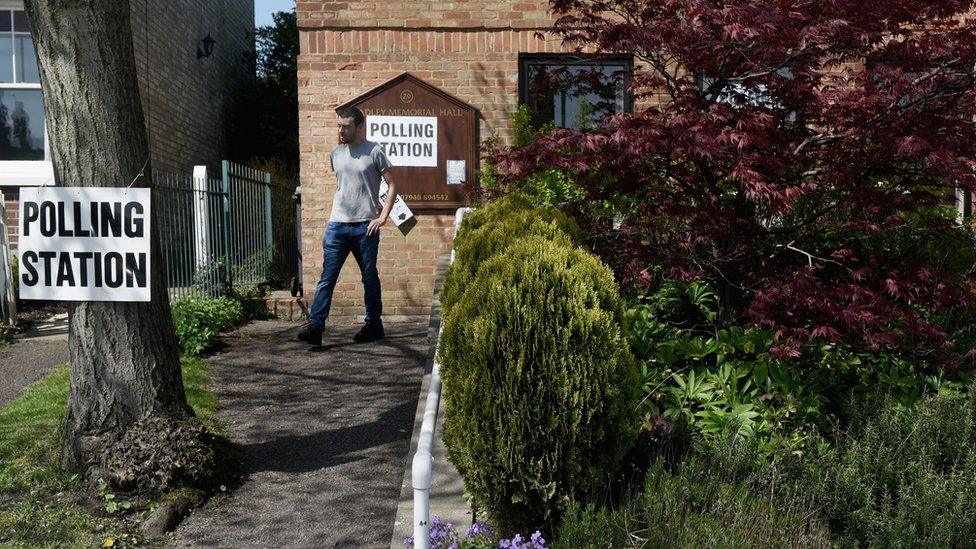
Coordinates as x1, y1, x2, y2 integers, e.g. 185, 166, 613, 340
258, 291, 308, 322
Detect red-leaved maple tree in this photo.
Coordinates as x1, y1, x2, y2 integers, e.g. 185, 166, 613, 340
494, 0, 976, 365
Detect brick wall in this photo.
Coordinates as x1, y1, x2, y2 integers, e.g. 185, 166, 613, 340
130, 0, 254, 174
297, 0, 575, 323
297, 1, 554, 29
3, 0, 253, 250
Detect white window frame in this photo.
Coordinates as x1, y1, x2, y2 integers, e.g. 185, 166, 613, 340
0, 0, 52, 187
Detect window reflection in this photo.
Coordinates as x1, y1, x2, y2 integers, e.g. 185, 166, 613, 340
521, 57, 631, 130
15, 35, 38, 83
0, 89, 44, 161
0, 36, 11, 83
0, 9, 45, 163
11, 10, 27, 32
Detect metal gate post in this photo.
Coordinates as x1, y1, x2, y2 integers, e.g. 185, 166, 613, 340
221, 160, 233, 289
264, 172, 273, 267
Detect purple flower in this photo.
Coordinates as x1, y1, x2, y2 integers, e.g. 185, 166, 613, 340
429, 516, 455, 546
466, 521, 495, 539
498, 531, 548, 549
402, 516, 461, 549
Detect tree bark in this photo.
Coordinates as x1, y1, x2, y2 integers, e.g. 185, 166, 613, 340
23, 0, 194, 480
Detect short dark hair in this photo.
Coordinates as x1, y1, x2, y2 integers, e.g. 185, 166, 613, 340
336, 106, 365, 127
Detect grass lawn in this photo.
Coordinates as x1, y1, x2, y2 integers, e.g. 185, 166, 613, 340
0, 357, 219, 548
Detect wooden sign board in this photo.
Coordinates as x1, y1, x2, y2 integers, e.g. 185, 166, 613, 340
338, 73, 479, 211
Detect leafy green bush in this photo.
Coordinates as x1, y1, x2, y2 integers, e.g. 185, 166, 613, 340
627, 282, 825, 453
571, 388, 976, 547
516, 169, 586, 209
439, 237, 638, 534
441, 206, 581, 316
555, 456, 829, 548
480, 107, 582, 209
171, 295, 244, 356
808, 389, 976, 546
626, 280, 973, 454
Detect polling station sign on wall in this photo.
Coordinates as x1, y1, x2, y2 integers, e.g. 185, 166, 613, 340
338, 73, 479, 211
18, 187, 151, 302
367, 115, 438, 167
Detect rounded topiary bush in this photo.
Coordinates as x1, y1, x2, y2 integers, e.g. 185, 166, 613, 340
455, 192, 535, 241
440, 207, 582, 316
438, 236, 639, 534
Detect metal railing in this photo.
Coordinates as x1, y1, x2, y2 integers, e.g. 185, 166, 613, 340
412, 207, 472, 549
154, 161, 297, 299
0, 190, 16, 325
154, 169, 226, 297
223, 161, 298, 291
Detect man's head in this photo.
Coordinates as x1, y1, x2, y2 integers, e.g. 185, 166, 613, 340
336, 107, 365, 145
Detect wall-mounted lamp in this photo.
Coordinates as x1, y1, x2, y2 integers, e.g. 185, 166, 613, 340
197, 32, 216, 59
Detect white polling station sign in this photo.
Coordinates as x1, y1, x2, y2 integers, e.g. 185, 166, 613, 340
18, 187, 151, 302
366, 115, 438, 167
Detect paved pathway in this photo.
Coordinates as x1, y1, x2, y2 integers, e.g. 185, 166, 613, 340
170, 320, 428, 548
0, 313, 69, 408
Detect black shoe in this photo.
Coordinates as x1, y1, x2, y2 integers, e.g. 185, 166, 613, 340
353, 322, 384, 343
297, 323, 323, 346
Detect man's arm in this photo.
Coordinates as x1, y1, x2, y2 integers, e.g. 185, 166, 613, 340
367, 170, 396, 236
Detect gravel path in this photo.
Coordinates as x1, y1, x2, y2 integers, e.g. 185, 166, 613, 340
169, 320, 428, 549
0, 316, 69, 408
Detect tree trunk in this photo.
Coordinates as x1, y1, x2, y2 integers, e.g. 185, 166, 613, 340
23, 0, 206, 489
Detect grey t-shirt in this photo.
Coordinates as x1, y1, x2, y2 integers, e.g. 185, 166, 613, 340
329, 140, 393, 222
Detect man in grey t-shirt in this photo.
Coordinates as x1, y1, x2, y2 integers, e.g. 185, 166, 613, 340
298, 106, 397, 346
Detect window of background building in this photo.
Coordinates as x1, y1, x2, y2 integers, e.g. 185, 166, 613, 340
518, 54, 632, 130
0, 7, 45, 162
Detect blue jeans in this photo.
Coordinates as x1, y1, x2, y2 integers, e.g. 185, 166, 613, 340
308, 221, 382, 329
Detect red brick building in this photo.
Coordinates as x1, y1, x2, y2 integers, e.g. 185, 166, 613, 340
296, 1, 634, 323
0, 0, 254, 247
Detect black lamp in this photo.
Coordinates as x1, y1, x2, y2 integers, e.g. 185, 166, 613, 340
197, 32, 216, 59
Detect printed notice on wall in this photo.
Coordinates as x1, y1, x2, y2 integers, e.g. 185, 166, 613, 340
446, 160, 466, 185
18, 187, 151, 302
367, 115, 438, 167
379, 178, 414, 227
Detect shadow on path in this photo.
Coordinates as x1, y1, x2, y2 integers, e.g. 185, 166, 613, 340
170, 320, 428, 548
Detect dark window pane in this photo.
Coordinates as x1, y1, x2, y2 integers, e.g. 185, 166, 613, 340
0, 11, 10, 32
0, 88, 45, 160
12, 10, 28, 32
0, 36, 12, 84
15, 35, 38, 83
524, 60, 628, 130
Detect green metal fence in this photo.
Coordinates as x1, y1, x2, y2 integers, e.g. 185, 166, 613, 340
154, 161, 297, 299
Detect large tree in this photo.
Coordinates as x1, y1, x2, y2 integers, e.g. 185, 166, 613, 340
497, 0, 976, 366
24, 0, 220, 492
231, 9, 298, 178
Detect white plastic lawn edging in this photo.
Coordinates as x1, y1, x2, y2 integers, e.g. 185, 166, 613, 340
412, 206, 472, 549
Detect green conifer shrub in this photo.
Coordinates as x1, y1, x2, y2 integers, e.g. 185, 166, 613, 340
441, 207, 581, 316
454, 193, 534, 242
438, 236, 638, 534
